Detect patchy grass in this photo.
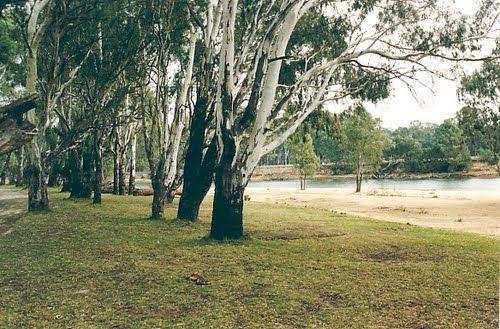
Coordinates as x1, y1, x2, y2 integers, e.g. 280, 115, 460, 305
0, 190, 498, 328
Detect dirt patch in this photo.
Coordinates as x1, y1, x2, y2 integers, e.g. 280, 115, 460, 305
320, 292, 352, 307
365, 246, 411, 263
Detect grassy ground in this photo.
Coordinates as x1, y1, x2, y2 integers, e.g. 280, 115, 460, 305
0, 189, 498, 328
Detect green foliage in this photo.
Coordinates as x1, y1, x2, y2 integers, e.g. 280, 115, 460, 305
0, 12, 24, 98
458, 44, 499, 172
456, 107, 488, 155
478, 148, 495, 164
459, 41, 499, 111
290, 132, 320, 178
342, 66, 391, 103
338, 105, 389, 174
431, 120, 471, 172
386, 120, 472, 173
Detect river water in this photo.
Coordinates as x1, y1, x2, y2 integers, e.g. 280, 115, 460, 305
137, 177, 500, 193
248, 177, 500, 192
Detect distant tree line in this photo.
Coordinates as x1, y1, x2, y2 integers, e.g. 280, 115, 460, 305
266, 104, 498, 178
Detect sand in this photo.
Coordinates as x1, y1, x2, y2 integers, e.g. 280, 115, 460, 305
246, 186, 500, 237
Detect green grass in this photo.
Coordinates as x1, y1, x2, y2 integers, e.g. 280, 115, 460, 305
0, 190, 498, 328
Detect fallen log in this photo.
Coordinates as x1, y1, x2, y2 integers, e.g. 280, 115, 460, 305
0, 95, 38, 155
132, 188, 183, 197
133, 188, 154, 196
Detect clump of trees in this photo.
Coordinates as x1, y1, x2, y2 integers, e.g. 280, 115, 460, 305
0, 0, 498, 239
282, 109, 478, 180
385, 120, 471, 173
458, 42, 499, 173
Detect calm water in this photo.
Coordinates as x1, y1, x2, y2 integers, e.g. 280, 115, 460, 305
248, 177, 500, 192
137, 177, 500, 192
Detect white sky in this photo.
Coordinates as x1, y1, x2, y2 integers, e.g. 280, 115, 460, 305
365, 74, 470, 130
362, 1, 490, 130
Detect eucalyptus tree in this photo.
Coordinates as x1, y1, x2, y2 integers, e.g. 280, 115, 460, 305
73, 0, 150, 204
11, 0, 96, 210
108, 87, 138, 196
176, 0, 221, 222
139, 0, 195, 219
338, 105, 388, 192
209, 0, 498, 239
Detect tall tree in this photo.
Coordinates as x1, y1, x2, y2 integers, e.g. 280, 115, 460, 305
339, 105, 388, 192
176, 0, 221, 222
209, 0, 497, 239
139, 0, 195, 219
18, 0, 93, 210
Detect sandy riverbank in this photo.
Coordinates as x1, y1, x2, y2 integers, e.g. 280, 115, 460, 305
245, 186, 500, 237
2, 184, 498, 237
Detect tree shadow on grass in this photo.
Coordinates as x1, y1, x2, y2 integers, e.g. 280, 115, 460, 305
0, 195, 27, 235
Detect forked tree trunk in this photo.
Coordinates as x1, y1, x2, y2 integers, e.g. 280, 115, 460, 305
176, 24, 217, 222
150, 158, 167, 220
210, 130, 244, 239
151, 187, 166, 220
177, 102, 217, 222
177, 139, 216, 219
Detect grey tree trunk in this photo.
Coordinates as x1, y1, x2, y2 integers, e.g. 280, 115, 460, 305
118, 152, 126, 195
15, 148, 24, 186
27, 162, 49, 211
69, 148, 92, 199
151, 179, 166, 220
128, 132, 136, 195
92, 130, 103, 204
113, 143, 119, 195
0, 153, 11, 185
355, 167, 363, 193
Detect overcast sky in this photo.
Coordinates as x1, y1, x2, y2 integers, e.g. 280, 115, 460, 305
363, 1, 487, 130
365, 73, 470, 130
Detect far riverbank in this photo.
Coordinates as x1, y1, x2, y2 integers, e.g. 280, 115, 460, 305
251, 161, 498, 181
